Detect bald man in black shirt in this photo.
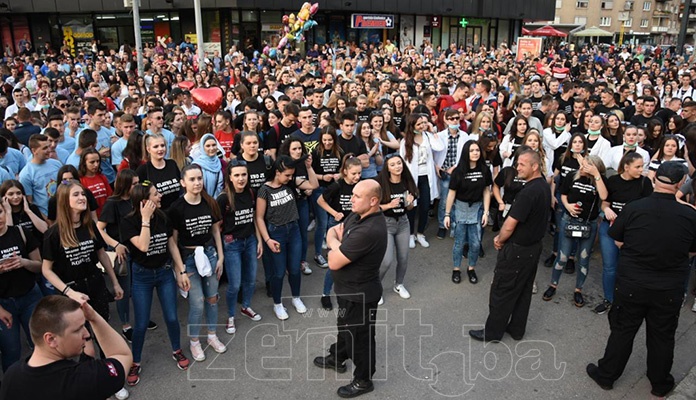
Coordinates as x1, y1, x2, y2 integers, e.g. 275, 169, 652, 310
587, 161, 696, 398
469, 149, 551, 342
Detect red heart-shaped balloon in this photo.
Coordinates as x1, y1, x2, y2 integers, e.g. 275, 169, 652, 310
178, 81, 194, 91
191, 87, 223, 115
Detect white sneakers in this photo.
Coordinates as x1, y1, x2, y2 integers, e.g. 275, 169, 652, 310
274, 304, 289, 320
409, 234, 430, 248
393, 284, 411, 299
225, 317, 236, 334
292, 297, 307, 313
190, 340, 205, 362
207, 335, 227, 353
115, 388, 129, 400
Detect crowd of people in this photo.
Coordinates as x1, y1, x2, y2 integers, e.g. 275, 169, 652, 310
0, 35, 696, 398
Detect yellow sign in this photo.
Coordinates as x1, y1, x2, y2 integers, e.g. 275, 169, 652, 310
185, 33, 198, 44
63, 27, 75, 56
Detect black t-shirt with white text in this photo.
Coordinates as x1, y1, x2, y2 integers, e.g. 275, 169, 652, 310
0, 226, 38, 298
313, 150, 343, 188
604, 174, 653, 219
167, 197, 219, 247
120, 212, 172, 268
561, 175, 605, 220
322, 179, 355, 222
43, 223, 106, 282
217, 190, 256, 239
449, 164, 493, 203
242, 154, 269, 192
136, 160, 182, 210
381, 180, 410, 218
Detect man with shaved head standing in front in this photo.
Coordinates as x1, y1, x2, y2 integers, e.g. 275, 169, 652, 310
314, 180, 387, 398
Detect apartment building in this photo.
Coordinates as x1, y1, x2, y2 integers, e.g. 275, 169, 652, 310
532, 0, 679, 44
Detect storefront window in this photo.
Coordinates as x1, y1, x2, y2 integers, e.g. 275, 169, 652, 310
242, 10, 258, 22
260, 11, 282, 47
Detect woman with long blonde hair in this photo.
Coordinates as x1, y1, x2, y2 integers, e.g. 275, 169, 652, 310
42, 180, 124, 319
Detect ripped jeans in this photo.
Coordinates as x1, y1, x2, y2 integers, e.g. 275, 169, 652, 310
550, 214, 599, 290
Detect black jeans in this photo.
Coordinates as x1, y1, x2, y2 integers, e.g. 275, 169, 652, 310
595, 283, 683, 396
407, 175, 431, 235
484, 242, 542, 340
329, 296, 379, 382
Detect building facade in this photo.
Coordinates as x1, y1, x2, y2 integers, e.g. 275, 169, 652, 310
0, 0, 554, 57
549, 0, 679, 44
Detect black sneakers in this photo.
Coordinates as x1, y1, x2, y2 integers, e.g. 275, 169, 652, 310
321, 295, 333, 310
542, 286, 556, 301
122, 327, 133, 343
574, 292, 585, 307
564, 258, 576, 274
436, 228, 447, 239
594, 300, 611, 315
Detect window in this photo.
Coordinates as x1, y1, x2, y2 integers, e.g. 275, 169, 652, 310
556, 0, 563, 8
554, 16, 562, 24
623, 17, 633, 26
624, 1, 633, 10
575, 16, 588, 24
600, 16, 612, 26
601, 1, 614, 8
640, 18, 649, 27
576, 0, 589, 7
643, 1, 651, 11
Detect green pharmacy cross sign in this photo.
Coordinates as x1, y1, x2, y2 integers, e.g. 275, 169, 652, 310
459, 18, 468, 28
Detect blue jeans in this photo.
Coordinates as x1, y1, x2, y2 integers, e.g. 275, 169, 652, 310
0, 284, 42, 372
223, 235, 258, 317
453, 200, 482, 268
130, 262, 181, 364
599, 220, 619, 303
184, 246, 221, 337
297, 197, 310, 263
437, 174, 453, 229
266, 221, 302, 303
322, 218, 339, 296
310, 187, 328, 256
407, 175, 431, 235
551, 214, 599, 289
114, 253, 131, 326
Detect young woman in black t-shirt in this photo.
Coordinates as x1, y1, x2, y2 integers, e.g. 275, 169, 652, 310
444, 140, 492, 285
217, 159, 263, 334
311, 127, 343, 269
595, 152, 652, 314
0, 205, 42, 372
256, 155, 307, 321
136, 133, 182, 210
542, 155, 607, 307
0, 180, 47, 246
279, 137, 319, 276
376, 153, 418, 303
316, 154, 362, 309
545, 133, 588, 270
237, 131, 270, 192
120, 182, 190, 383
168, 164, 226, 362
42, 180, 124, 320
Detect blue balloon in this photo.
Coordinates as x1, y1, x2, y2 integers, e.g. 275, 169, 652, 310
269, 48, 277, 58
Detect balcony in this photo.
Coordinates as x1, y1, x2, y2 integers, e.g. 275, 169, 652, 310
652, 26, 669, 32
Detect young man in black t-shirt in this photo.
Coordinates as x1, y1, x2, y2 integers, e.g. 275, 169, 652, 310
336, 112, 369, 167
265, 102, 300, 158
0, 296, 132, 399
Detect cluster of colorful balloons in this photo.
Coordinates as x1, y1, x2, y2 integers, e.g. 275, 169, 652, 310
264, 2, 319, 59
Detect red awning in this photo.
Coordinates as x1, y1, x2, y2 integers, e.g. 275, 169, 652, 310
529, 25, 568, 37
522, 27, 531, 35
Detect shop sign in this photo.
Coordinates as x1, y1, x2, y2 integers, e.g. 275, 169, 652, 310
516, 37, 543, 62
431, 16, 441, 28
351, 14, 395, 29
203, 42, 221, 55
262, 24, 285, 32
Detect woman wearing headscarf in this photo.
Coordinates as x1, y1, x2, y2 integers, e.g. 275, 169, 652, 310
193, 133, 225, 198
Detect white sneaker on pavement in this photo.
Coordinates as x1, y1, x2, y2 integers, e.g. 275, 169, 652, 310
190, 340, 206, 362
115, 388, 129, 400
207, 335, 228, 353
274, 303, 289, 320
409, 235, 416, 249
292, 297, 307, 313
416, 234, 430, 248
225, 317, 236, 334
393, 284, 411, 299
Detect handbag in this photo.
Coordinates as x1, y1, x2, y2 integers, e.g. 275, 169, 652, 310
106, 251, 128, 277
564, 196, 595, 239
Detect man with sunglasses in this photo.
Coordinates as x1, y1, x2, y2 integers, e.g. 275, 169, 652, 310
146, 107, 175, 158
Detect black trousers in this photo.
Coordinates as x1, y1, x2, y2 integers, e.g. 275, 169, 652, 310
595, 283, 683, 396
329, 296, 378, 382
484, 242, 542, 340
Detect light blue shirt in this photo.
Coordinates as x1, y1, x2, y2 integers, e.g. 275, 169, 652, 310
0, 166, 12, 182
57, 135, 76, 154
0, 147, 27, 176
65, 151, 80, 168
111, 137, 127, 168
18, 159, 62, 216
